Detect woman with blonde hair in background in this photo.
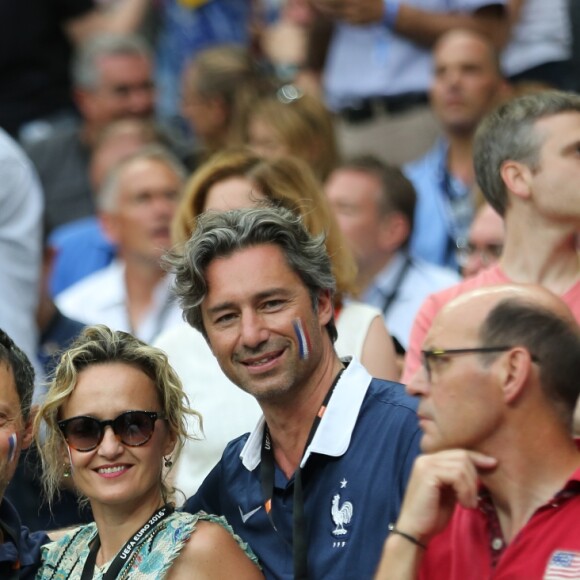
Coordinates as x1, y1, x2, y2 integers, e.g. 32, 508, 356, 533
155, 149, 398, 499
244, 85, 339, 182
35, 325, 262, 579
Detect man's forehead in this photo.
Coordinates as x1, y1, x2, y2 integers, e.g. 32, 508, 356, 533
426, 289, 504, 347
0, 361, 19, 404
204, 243, 301, 286
425, 306, 479, 348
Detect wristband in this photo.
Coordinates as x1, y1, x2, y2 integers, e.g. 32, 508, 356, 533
388, 523, 427, 549
382, 0, 401, 29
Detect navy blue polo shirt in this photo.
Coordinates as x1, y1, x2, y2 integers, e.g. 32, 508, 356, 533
184, 359, 421, 579
0, 498, 48, 579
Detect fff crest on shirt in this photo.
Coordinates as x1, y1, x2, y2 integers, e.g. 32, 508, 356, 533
331, 478, 353, 548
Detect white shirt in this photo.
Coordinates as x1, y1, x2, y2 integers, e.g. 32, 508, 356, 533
56, 260, 182, 343
323, 0, 506, 110
0, 128, 43, 385
361, 251, 460, 349
501, 0, 571, 76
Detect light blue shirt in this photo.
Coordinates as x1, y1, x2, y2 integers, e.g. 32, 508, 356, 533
48, 216, 116, 296
323, 0, 506, 110
360, 251, 460, 348
404, 139, 475, 269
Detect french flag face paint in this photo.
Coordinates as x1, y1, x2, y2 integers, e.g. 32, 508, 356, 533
293, 318, 311, 360
7, 433, 17, 463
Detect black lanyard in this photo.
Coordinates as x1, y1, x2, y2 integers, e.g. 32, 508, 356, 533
1, 522, 21, 580
260, 369, 344, 580
79, 503, 173, 580
381, 254, 412, 316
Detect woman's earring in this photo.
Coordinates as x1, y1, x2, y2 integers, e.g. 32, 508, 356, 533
63, 463, 72, 478
164, 456, 173, 469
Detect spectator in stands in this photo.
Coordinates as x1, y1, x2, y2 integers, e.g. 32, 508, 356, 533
325, 155, 460, 352
376, 285, 580, 579
0, 0, 149, 142
48, 118, 160, 296
456, 202, 504, 278
245, 84, 339, 182
169, 206, 420, 579
0, 129, 43, 385
404, 28, 509, 270
26, 34, 163, 234
5, 240, 92, 532
56, 146, 185, 343
301, 0, 507, 165
0, 328, 48, 578
403, 90, 580, 382
154, 0, 255, 130
180, 45, 272, 162
156, 149, 398, 497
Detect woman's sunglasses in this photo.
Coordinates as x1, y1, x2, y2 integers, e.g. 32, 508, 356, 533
58, 410, 165, 452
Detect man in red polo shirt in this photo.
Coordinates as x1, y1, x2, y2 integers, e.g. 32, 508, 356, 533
376, 284, 580, 579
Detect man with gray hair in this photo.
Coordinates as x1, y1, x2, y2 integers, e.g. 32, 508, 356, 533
56, 146, 184, 343
26, 34, 159, 234
169, 206, 421, 579
403, 90, 580, 382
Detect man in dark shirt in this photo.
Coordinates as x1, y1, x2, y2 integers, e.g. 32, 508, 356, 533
0, 329, 47, 578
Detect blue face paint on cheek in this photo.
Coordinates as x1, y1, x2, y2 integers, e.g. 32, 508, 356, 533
293, 318, 311, 360
7, 433, 17, 463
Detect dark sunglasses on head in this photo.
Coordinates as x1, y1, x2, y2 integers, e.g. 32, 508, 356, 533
58, 410, 165, 452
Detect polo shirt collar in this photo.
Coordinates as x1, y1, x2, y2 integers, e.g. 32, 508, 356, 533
240, 357, 372, 471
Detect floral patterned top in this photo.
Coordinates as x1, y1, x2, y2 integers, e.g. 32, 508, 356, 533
37, 511, 259, 579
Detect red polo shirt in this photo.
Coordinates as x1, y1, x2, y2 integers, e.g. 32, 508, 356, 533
419, 467, 580, 579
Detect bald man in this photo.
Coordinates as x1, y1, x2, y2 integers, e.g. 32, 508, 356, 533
376, 285, 580, 579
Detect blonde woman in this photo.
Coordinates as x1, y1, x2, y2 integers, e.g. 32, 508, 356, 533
245, 86, 339, 182
35, 325, 262, 579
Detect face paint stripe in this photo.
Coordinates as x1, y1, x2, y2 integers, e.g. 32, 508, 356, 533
293, 318, 310, 360
7, 433, 17, 463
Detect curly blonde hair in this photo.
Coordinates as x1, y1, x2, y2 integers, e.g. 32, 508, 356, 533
34, 325, 202, 506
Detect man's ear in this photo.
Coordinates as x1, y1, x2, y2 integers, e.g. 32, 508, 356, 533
317, 288, 334, 327
377, 212, 410, 254
500, 160, 532, 202
21, 405, 38, 450
73, 88, 98, 121
99, 211, 120, 245
499, 348, 533, 404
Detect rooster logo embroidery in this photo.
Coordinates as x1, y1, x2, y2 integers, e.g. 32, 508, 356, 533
331, 494, 353, 536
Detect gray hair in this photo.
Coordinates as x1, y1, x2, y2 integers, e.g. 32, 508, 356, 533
0, 328, 35, 420
474, 90, 580, 216
165, 206, 338, 341
97, 144, 186, 212
72, 34, 152, 90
